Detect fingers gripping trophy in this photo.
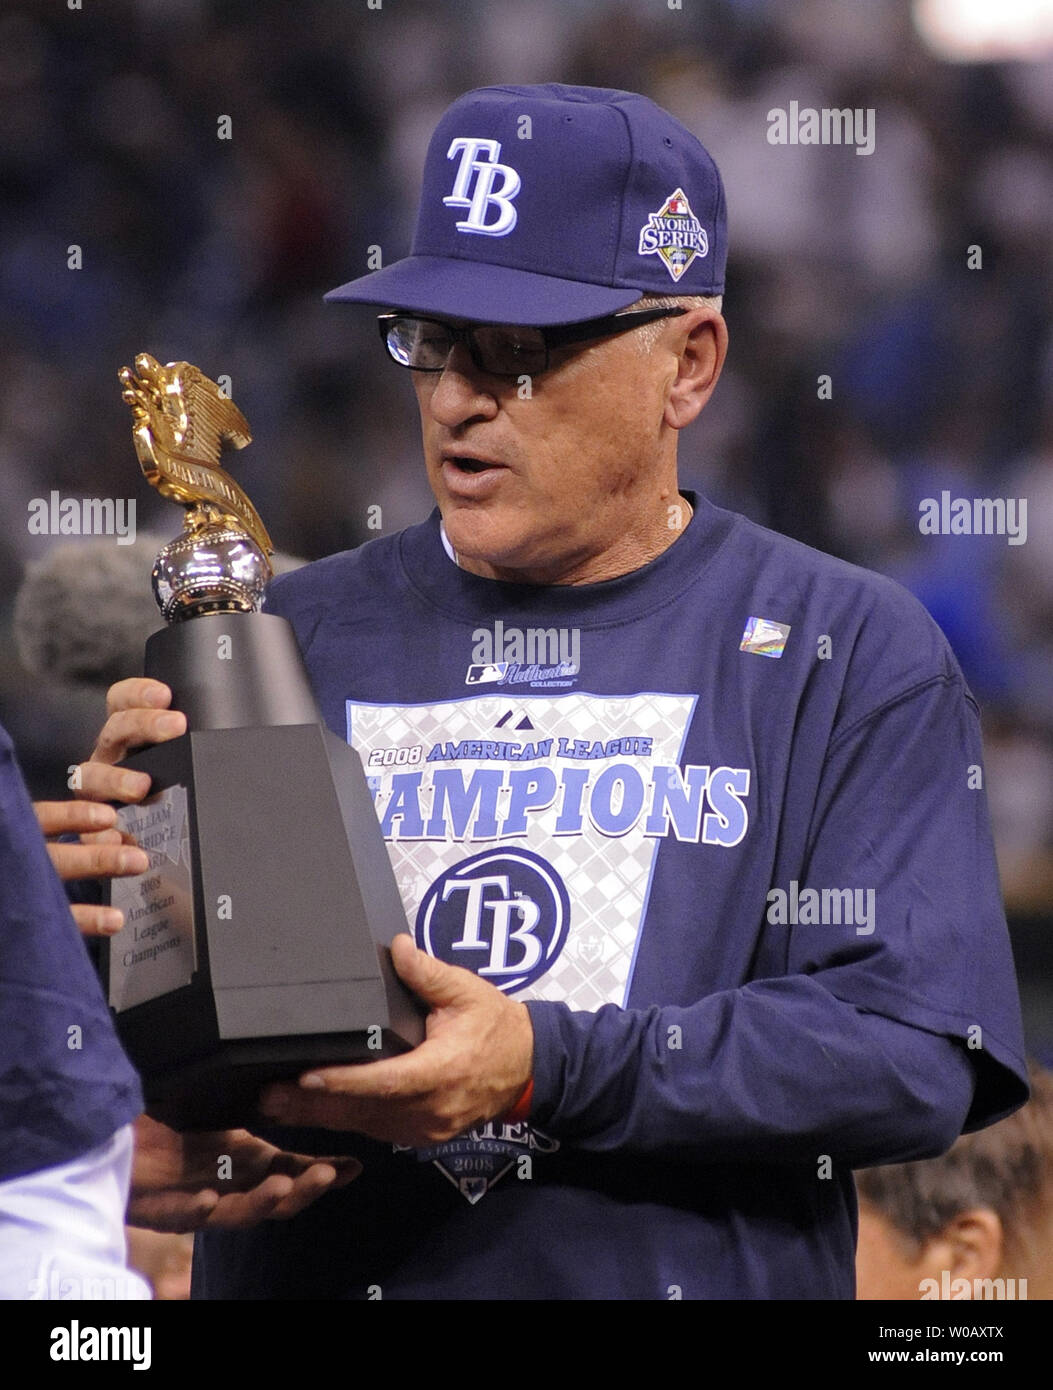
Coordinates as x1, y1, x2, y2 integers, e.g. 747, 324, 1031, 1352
101, 355, 423, 1131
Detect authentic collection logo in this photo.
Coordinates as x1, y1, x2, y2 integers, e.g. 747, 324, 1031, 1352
467, 622, 580, 689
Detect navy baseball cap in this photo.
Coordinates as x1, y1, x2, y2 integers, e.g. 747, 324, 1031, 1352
325, 83, 727, 326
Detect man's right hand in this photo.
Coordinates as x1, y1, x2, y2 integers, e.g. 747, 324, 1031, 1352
128, 1115, 362, 1233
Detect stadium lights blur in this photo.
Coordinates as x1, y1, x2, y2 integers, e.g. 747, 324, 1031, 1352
914, 0, 1053, 61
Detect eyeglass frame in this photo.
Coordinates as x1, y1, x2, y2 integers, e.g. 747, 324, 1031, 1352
376, 305, 688, 378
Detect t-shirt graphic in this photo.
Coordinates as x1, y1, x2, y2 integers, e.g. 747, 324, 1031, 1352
347, 690, 746, 1201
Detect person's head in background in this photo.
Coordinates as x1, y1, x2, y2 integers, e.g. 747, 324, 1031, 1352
855, 1061, 1053, 1299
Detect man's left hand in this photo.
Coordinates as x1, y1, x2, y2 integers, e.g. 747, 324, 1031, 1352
258, 934, 534, 1147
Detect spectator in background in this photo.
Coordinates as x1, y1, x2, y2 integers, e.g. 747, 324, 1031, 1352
855, 1061, 1053, 1300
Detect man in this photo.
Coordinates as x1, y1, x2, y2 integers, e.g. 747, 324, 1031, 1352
71, 84, 1027, 1298
855, 1061, 1053, 1300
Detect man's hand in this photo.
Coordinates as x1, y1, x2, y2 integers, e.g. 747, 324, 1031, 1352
35, 799, 149, 936
128, 1115, 362, 1234
35, 678, 186, 934
76, 676, 187, 803
259, 934, 534, 1148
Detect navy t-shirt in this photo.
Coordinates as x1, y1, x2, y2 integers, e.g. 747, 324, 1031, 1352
0, 721, 142, 1181
195, 493, 1027, 1299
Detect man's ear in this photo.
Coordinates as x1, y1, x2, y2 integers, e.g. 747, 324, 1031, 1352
664, 308, 728, 430
921, 1208, 1005, 1287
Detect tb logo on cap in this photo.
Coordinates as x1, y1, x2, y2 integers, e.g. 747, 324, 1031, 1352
444, 138, 521, 237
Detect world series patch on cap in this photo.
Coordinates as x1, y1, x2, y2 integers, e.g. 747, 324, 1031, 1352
325, 83, 728, 326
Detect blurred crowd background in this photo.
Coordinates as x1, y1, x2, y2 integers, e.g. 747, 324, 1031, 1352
0, 0, 1050, 1294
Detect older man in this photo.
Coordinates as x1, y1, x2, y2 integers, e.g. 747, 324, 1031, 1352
71, 85, 1026, 1299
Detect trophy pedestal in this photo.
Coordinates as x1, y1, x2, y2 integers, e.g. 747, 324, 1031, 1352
101, 614, 425, 1131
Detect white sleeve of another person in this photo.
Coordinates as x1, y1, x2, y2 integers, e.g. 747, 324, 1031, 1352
0, 1123, 151, 1300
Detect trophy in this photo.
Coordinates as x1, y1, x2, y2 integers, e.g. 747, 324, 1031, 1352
99, 353, 424, 1130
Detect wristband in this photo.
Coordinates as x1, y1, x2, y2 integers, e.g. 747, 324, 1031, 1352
503, 1078, 534, 1125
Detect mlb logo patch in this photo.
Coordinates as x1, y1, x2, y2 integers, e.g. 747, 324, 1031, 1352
638, 188, 710, 283
740, 616, 791, 658
466, 663, 509, 685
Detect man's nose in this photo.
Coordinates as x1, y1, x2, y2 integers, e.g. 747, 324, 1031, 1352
425, 343, 499, 426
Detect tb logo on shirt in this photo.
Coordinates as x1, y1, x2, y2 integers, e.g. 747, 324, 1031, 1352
415, 848, 569, 994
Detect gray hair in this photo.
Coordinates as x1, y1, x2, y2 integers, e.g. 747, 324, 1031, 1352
626, 292, 724, 353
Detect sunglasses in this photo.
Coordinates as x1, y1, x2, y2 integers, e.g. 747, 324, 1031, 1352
377, 306, 687, 378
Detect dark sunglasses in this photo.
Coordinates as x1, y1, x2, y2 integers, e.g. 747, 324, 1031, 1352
377, 306, 687, 378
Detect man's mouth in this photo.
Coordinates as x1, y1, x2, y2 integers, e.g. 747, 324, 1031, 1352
444, 455, 503, 473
